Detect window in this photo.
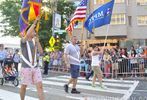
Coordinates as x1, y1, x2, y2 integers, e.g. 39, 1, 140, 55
94, 0, 97, 4
126, 0, 131, 6
111, 14, 126, 25
137, 0, 147, 5
96, 0, 112, 4
137, 16, 147, 25
96, 0, 124, 4
115, 0, 125, 3
128, 16, 132, 26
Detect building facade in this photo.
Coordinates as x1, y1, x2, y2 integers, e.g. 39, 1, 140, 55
72, 0, 147, 48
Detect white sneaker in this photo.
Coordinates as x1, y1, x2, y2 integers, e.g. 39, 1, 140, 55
91, 84, 96, 87
100, 84, 107, 89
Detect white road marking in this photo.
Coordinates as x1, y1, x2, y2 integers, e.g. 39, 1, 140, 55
3, 83, 48, 93
57, 75, 135, 83
0, 75, 139, 100
43, 79, 127, 94
0, 89, 38, 100
66, 95, 120, 100
134, 90, 147, 92
44, 75, 139, 100
45, 77, 132, 88
121, 81, 139, 100
66, 96, 84, 100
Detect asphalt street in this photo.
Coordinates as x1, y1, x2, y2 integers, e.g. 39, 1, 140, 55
0, 71, 147, 100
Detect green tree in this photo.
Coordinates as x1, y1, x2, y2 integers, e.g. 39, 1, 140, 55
0, 0, 21, 36
0, 0, 75, 49
57, 0, 76, 29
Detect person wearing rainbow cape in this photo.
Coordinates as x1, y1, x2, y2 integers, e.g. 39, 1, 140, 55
19, 16, 44, 100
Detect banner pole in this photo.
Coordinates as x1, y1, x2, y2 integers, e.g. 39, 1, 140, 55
103, 24, 110, 49
80, 20, 85, 55
81, 20, 84, 41
35, 1, 42, 37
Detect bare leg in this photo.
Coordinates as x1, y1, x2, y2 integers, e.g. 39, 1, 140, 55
70, 78, 80, 94
112, 70, 115, 78
92, 74, 96, 86
20, 84, 27, 100
36, 82, 44, 100
67, 78, 73, 86
72, 78, 77, 88
64, 78, 73, 93
115, 69, 118, 78
97, 74, 102, 86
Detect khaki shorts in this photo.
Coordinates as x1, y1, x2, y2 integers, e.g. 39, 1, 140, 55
92, 66, 103, 77
112, 63, 118, 70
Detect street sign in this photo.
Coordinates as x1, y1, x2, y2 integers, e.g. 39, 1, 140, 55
54, 13, 61, 29
49, 36, 56, 47
54, 30, 66, 34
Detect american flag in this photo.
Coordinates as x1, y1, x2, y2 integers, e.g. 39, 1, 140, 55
65, 0, 88, 34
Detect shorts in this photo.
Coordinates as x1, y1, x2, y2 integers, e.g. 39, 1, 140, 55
92, 66, 103, 77
20, 67, 42, 85
53, 60, 58, 66
70, 64, 80, 78
112, 63, 118, 70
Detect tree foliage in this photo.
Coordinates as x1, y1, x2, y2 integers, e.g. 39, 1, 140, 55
0, 0, 21, 36
0, 0, 75, 49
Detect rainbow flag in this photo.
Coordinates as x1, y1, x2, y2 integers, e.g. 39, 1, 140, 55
19, 0, 42, 37
19, 0, 29, 37
28, 0, 42, 21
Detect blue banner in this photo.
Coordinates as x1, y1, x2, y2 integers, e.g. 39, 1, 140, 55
84, 0, 115, 33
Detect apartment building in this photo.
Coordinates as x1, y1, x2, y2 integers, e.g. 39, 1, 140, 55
72, 0, 147, 48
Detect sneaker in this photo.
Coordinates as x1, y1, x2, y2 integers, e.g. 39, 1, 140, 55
100, 84, 107, 89
91, 84, 96, 87
86, 78, 90, 81
64, 84, 68, 93
71, 88, 81, 94
43, 73, 48, 75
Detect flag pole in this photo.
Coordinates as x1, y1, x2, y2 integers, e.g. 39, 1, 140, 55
35, 2, 42, 37
80, 20, 85, 55
80, 0, 89, 56
81, 20, 84, 41
103, 24, 110, 49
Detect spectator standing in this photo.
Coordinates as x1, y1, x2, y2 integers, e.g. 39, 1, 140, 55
13, 49, 20, 72
0, 44, 6, 67
4, 49, 13, 68
120, 48, 128, 77
52, 51, 58, 71
103, 50, 111, 78
85, 50, 93, 81
48, 52, 54, 70
57, 50, 63, 70
129, 46, 138, 77
111, 48, 119, 78
43, 52, 49, 75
